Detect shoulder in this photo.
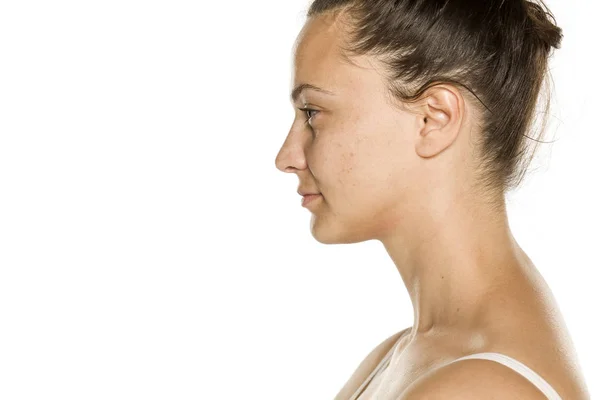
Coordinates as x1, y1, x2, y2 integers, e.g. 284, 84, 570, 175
362, 326, 412, 365
333, 327, 412, 400
397, 357, 549, 400
352, 326, 412, 377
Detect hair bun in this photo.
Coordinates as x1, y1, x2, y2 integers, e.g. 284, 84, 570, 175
524, 0, 563, 50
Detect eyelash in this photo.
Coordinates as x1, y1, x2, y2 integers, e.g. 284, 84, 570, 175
298, 107, 318, 125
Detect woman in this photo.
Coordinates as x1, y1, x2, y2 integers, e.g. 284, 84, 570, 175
275, 0, 589, 399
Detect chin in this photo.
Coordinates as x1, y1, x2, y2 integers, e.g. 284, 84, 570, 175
309, 216, 373, 245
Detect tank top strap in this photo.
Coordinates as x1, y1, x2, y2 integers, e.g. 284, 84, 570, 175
347, 333, 405, 400
447, 352, 562, 400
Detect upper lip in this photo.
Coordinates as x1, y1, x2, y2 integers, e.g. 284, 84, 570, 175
298, 189, 321, 196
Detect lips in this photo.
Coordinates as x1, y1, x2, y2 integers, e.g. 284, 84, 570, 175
297, 189, 321, 196
301, 193, 322, 207
298, 186, 321, 196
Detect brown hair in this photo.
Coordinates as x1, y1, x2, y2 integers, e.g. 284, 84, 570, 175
305, 0, 563, 197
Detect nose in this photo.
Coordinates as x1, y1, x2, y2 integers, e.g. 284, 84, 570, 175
275, 129, 307, 173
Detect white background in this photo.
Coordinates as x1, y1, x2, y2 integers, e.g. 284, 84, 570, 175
0, 0, 597, 399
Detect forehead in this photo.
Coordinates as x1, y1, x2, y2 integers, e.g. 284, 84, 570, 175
293, 13, 345, 73
291, 12, 386, 101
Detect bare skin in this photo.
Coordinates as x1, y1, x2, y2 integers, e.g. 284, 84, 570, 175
275, 10, 589, 400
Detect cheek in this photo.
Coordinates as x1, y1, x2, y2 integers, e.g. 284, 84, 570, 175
331, 144, 376, 205
344, 138, 408, 205
310, 117, 403, 196
307, 137, 359, 194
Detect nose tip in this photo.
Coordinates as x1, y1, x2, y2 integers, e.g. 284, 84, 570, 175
275, 152, 285, 173
275, 129, 305, 173
275, 147, 293, 173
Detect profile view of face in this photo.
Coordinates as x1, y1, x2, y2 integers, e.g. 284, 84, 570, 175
275, 12, 427, 244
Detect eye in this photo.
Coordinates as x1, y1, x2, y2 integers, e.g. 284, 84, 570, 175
298, 107, 318, 125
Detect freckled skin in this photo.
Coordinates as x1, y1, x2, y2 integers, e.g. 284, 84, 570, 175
281, 13, 424, 245
275, 10, 589, 400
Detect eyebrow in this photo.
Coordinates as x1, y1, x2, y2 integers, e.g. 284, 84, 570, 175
290, 83, 335, 103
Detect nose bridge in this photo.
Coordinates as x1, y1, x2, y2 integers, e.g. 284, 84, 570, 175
275, 123, 306, 173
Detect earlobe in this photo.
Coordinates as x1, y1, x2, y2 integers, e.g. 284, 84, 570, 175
415, 127, 443, 158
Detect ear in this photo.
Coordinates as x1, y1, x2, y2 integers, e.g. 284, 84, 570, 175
415, 85, 463, 158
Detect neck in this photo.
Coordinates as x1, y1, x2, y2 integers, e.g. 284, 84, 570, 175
379, 190, 528, 336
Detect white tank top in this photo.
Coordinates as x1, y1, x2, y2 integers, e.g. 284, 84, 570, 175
348, 338, 562, 400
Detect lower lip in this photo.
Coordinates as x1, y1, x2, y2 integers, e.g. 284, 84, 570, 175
301, 194, 322, 207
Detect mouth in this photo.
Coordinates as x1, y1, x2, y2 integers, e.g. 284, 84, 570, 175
301, 193, 322, 207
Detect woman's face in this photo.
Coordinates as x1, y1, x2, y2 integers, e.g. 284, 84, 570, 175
275, 12, 426, 244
